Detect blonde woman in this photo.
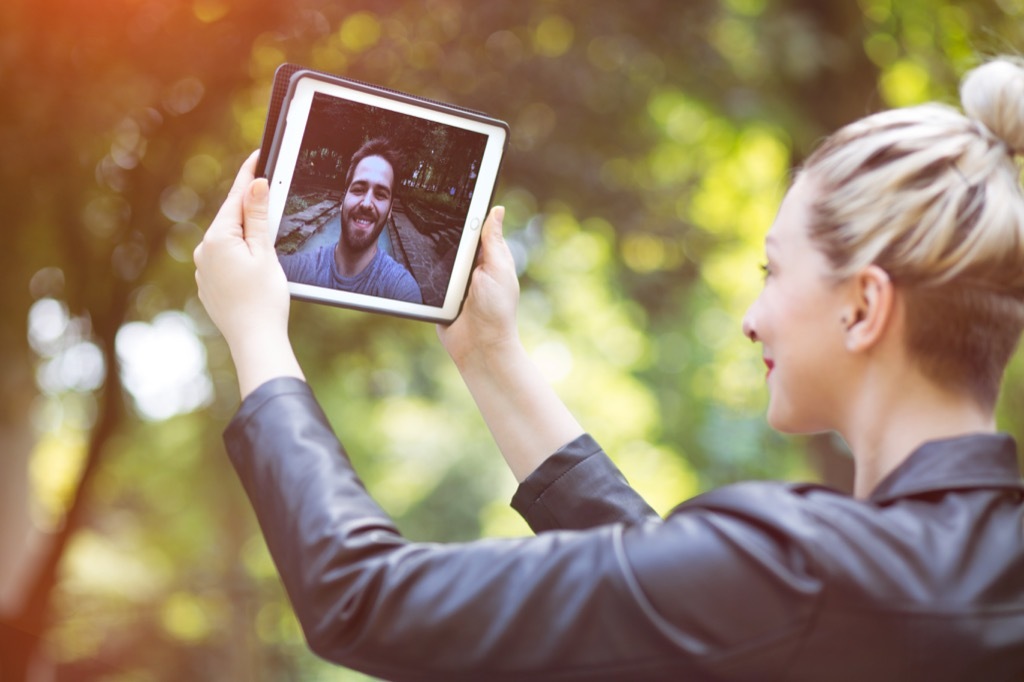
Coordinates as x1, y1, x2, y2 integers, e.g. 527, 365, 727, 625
194, 58, 1024, 680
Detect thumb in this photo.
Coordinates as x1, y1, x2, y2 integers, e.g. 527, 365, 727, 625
480, 205, 510, 263
486, 205, 505, 240
242, 178, 272, 249
489, 206, 518, 275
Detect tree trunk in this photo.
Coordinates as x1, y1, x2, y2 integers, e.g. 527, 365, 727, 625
0, 335, 46, 680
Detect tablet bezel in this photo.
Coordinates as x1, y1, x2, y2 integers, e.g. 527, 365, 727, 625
265, 70, 508, 323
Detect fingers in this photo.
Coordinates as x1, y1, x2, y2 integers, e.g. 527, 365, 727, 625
209, 150, 261, 229
229, 149, 260, 197
195, 150, 261, 277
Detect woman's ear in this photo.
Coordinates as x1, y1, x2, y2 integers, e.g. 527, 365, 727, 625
841, 265, 894, 353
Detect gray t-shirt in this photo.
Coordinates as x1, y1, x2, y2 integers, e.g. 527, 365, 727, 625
279, 244, 423, 304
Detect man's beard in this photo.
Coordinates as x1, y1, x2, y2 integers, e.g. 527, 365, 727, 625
341, 207, 386, 253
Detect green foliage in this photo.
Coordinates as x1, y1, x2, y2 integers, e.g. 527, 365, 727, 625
5, 0, 1024, 679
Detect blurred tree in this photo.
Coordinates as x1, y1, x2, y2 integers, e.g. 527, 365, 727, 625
2, 0, 1023, 680
0, 0, 297, 678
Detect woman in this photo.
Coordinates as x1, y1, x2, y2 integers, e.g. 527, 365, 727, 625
194, 58, 1024, 680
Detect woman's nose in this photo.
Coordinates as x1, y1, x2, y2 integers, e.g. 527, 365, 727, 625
742, 307, 758, 342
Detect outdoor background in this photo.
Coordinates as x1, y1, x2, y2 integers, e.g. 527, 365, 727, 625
2, 0, 1023, 679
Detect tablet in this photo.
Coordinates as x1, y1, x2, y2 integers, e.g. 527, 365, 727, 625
259, 65, 509, 323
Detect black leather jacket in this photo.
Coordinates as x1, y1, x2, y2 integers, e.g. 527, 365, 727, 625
225, 378, 1024, 681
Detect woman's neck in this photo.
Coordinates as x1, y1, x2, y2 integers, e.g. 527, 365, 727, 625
840, 371, 995, 499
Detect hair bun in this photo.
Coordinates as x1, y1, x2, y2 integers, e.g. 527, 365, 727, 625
961, 58, 1024, 155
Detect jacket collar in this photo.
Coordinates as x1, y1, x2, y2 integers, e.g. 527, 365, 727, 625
868, 433, 1024, 504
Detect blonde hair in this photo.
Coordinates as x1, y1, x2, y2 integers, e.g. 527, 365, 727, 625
802, 57, 1024, 409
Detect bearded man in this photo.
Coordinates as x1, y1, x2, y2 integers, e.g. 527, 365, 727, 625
280, 138, 423, 304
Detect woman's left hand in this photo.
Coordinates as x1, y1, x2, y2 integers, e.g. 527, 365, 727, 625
194, 151, 303, 397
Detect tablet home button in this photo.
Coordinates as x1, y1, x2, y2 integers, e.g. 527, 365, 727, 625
470, 217, 481, 230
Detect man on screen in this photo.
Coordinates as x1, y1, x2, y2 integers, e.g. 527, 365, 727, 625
279, 138, 423, 304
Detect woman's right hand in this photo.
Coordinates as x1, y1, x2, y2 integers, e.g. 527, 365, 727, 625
437, 205, 583, 481
437, 206, 522, 369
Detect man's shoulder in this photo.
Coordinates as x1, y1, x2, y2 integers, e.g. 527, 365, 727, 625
372, 248, 407, 272
280, 243, 330, 265
279, 244, 334, 284
369, 250, 422, 302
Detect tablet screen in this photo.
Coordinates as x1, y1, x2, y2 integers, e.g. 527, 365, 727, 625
266, 72, 508, 322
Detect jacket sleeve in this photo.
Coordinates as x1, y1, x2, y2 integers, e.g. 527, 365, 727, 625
510, 433, 660, 531
224, 377, 822, 681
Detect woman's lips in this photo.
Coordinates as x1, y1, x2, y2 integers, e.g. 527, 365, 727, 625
764, 358, 775, 378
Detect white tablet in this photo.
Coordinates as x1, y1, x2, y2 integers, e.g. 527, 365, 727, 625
258, 66, 509, 323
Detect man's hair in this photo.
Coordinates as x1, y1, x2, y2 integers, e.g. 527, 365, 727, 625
801, 58, 1024, 409
344, 137, 402, 192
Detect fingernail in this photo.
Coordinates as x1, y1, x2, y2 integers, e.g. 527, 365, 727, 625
251, 178, 268, 201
